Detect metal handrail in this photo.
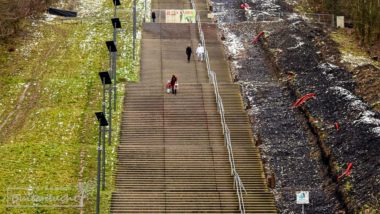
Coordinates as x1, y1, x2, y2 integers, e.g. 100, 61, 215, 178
191, 1, 247, 213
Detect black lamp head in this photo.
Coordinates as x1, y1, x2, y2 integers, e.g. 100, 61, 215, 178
99, 72, 112, 84
106, 41, 117, 52
95, 112, 108, 126
113, 0, 121, 6
111, 18, 122, 29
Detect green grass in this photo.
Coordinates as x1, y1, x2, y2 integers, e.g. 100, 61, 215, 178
330, 29, 367, 57
0, 0, 140, 213
330, 29, 380, 67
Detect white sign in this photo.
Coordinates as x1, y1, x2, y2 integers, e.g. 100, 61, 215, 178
296, 191, 309, 204
337, 16, 345, 28
165, 10, 196, 23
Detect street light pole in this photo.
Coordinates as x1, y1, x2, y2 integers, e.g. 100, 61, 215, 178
95, 111, 108, 214
113, 29, 117, 111
133, 0, 136, 60
112, 2, 118, 111
101, 77, 106, 190
96, 121, 101, 214
105, 41, 117, 148
111, 18, 121, 111
98, 72, 112, 191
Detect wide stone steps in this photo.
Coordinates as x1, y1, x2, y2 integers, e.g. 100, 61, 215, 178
111, 11, 277, 213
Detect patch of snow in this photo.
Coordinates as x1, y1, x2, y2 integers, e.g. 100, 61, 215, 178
222, 29, 244, 56
287, 35, 304, 50
43, 13, 57, 22
287, 13, 301, 21
292, 36, 302, 41
284, 0, 299, 6
330, 87, 380, 136
232, 61, 242, 69
258, 11, 271, 16
355, 111, 380, 126
349, 100, 368, 111
330, 86, 380, 135
341, 53, 375, 68
330, 86, 356, 101
250, 104, 260, 115
291, 20, 302, 27
250, 0, 281, 12
373, 127, 380, 135
319, 63, 339, 70
287, 42, 304, 50
326, 73, 334, 80
77, 0, 105, 17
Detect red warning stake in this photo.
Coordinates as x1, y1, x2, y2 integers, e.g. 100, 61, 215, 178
338, 163, 353, 180
252, 31, 265, 44
291, 93, 316, 108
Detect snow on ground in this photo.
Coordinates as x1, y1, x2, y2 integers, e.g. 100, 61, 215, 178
287, 13, 301, 21
330, 86, 357, 101
373, 127, 380, 135
77, 0, 107, 17
330, 86, 380, 136
355, 111, 380, 126
232, 60, 242, 69
319, 62, 339, 70
287, 35, 304, 50
221, 27, 245, 56
284, 0, 300, 6
341, 53, 379, 68
250, 0, 281, 12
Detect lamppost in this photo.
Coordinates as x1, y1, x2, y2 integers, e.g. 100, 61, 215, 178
98, 71, 112, 190
133, 0, 136, 60
95, 111, 108, 214
112, 0, 121, 111
105, 41, 117, 148
111, 18, 121, 111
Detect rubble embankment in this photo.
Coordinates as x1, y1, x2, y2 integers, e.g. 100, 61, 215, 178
212, 0, 380, 212
261, 12, 380, 212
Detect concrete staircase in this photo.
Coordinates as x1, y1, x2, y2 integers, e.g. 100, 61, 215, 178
111, 15, 277, 214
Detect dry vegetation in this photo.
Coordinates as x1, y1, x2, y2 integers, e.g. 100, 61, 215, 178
0, 0, 57, 38
299, 0, 380, 53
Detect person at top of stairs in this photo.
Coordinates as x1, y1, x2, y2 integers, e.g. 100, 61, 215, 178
151, 11, 156, 22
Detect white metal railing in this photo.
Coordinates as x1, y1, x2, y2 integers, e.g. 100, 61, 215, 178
191, 1, 247, 213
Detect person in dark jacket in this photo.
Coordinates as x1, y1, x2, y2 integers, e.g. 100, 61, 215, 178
170, 75, 177, 95
151, 11, 156, 22
186, 45, 192, 62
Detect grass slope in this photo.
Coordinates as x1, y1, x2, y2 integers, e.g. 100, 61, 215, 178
0, 0, 139, 213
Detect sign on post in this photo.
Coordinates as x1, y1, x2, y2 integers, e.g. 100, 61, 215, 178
296, 191, 309, 204
337, 16, 345, 28
296, 191, 309, 214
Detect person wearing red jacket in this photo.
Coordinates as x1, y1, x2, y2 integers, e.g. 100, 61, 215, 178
170, 75, 177, 95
